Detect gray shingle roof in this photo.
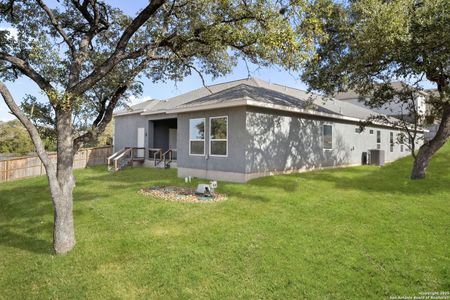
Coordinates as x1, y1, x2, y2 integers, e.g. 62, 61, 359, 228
335, 81, 431, 100
178, 83, 335, 115
115, 77, 387, 121
174, 77, 383, 120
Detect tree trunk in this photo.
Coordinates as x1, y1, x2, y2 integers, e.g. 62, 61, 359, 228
51, 183, 76, 254
411, 102, 450, 179
0, 83, 76, 254
51, 109, 76, 254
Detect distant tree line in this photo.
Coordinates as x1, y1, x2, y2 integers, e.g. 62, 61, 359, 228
0, 119, 112, 156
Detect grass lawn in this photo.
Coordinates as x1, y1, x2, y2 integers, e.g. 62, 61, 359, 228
1, 144, 449, 299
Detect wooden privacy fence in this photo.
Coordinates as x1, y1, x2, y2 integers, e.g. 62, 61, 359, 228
0, 146, 112, 182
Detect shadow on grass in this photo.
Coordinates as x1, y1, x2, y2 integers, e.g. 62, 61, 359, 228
245, 150, 450, 196
0, 223, 52, 254
80, 166, 178, 184
0, 180, 55, 253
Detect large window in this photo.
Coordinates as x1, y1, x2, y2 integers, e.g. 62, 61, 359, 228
189, 118, 205, 155
323, 124, 333, 150
210, 116, 228, 156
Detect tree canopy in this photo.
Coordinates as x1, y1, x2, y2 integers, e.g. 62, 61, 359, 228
0, 0, 312, 254
300, 0, 450, 179
0, 119, 35, 154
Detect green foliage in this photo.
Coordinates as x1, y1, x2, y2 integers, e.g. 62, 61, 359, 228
0, 120, 34, 154
1, 0, 313, 150
301, 0, 449, 102
0, 0, 307, 92
0, 143, 449, 298
19, 95, 57, 149
91, 122, 113, 147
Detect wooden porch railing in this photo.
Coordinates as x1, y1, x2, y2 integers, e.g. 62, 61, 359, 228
108, 147, 146, 171
131, 147, 146, 160
163, 149, 177, 166
108, 147, 177, 171
148, 148, 163, 166
112, 148, 132, 171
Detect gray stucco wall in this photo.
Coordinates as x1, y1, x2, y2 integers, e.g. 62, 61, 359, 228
115, 106, 423, 182
245, 107, 423, 175
113, 114, 152, 152
177, 107, 247, 174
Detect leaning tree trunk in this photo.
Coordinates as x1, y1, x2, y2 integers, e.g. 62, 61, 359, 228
51, 110, 76, 254
0, 83, 76, 254
411, 102, 450, 179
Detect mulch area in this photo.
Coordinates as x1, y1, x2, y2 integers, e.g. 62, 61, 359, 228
138, 186, 227, 203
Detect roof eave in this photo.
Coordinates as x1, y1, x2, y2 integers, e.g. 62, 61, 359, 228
113, 109, 144, 117
165, 99, 425, 132
165, 98, 362, 122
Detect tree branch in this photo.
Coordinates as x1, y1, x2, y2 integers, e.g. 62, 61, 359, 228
36, 0, 76, 53
0, 82, 58, 181
0, 52, 56, 94
72, 85, 127, 151
68, 0, 166, 95
72, 57, 154, 151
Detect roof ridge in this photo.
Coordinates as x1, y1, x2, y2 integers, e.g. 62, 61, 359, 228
204, 76, 258, 89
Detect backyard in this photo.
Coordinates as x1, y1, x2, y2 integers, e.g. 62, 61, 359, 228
0, 144, 449, 299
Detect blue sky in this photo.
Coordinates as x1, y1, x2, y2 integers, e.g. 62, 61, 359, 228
0, 0, 435, 122
0, 0, 307, 122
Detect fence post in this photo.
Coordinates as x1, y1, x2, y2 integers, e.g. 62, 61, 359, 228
5, 160, 9, 182
0, 146, 112, 182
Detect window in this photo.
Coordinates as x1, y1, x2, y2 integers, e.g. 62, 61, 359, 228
323, 124, 333, 150
355, 127, 362, 133
370, 129, 374, 134
390, 132, 394, 152
210, 116, 228, 156
189, 118, 205, 155
376, 130, 381, 149
398, 133, 405, 152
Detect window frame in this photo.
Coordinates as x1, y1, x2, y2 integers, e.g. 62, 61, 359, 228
323, 124, 333, 150
209, 115, 228, 157
189, 118, 206, 156
376, 130, 381, 149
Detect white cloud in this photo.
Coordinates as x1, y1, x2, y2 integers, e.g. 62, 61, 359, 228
128, 95, 152, 106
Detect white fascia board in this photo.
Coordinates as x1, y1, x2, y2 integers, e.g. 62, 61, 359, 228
166, 98, 362, 122
245, 99, 363, 123
165, 99, 249, 114
155, 99, 426, 133
113, 109, 144, 117
141, 109, 170, 116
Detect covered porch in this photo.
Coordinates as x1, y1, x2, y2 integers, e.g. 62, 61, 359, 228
110, 116, 178, 171
147, 117, 178, 167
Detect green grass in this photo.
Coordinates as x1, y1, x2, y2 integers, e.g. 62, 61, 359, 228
1, 145, 449, 299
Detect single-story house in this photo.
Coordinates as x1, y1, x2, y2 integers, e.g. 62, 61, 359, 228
113, 77, 424, 182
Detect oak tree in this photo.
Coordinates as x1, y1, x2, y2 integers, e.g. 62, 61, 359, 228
300, 0, 450, 179
0, 0, 307, 254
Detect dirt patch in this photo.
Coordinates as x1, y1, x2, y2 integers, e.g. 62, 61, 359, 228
139, 186, 227, 203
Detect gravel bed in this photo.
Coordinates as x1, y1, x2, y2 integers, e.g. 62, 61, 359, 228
139, 186, 227, 203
